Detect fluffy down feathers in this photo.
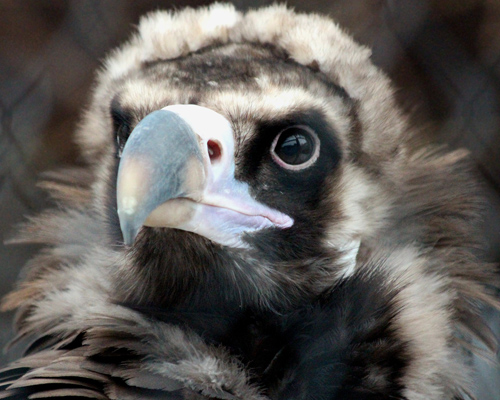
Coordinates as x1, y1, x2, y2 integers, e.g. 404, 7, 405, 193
0, 3, 498, 400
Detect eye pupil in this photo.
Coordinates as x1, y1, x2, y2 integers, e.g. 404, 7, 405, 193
272, 126, 318, 169
278, 133, 311, 164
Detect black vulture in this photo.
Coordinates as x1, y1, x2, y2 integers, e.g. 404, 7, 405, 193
0, 4, 498, 399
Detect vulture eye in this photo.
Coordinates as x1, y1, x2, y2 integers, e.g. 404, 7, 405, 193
110, 98, 132, 158
271, 125, 320, 170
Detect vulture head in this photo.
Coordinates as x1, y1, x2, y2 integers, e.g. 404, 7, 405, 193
83, 4, 404, 310
1, 4, 498, 400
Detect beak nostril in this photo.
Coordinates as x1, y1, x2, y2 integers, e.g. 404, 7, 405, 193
207, 139, 222, 163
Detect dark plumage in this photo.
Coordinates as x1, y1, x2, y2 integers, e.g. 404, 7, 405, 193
1, 269, 408, 400
0, 4, 498, 400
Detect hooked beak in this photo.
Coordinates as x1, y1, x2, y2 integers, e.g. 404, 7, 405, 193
116, 105, 293, 248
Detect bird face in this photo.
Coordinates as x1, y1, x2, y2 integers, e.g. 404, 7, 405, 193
100, 44, 374, 309
117, 104, 294, 248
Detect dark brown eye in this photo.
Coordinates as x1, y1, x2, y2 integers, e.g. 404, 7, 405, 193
111, 97, 132, 158
271, 125, 320, 170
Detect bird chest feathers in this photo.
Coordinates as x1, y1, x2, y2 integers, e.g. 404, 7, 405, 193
0, 4, 499, 400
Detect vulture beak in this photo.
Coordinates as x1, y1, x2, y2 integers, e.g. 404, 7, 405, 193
116, 105, 293, 248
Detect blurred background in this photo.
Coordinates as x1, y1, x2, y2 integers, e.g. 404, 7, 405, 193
0, 0, 499, 398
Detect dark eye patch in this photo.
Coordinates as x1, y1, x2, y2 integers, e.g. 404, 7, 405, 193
110, 96, 133, 157
233, 109, 343, 226
237, 109, 342, 182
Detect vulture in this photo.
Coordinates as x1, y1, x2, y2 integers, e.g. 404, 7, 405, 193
1, 4, 499, 400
